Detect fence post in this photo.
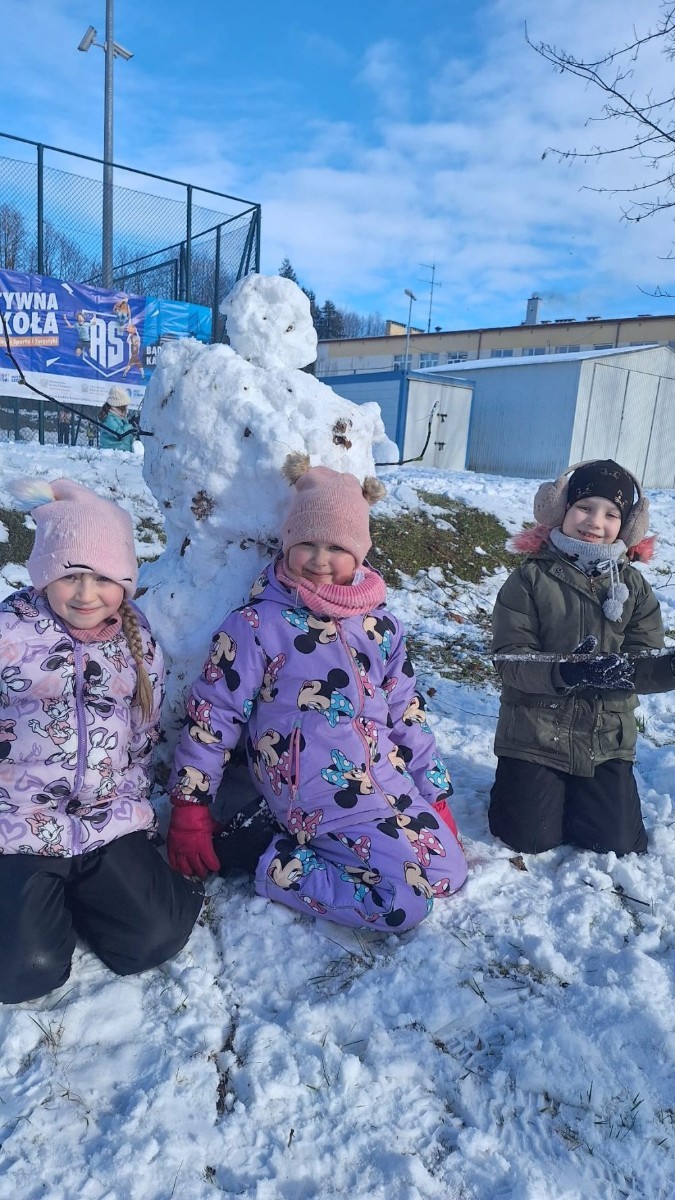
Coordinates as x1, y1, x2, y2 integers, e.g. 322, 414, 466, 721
212, 223, 221, 342
185, 184, 193, 303
254, 205, 261, 272
38, 399, 45, 445
179, 244, 186, 302
37, 144, 44, 274
236, 214, 258, 281
13, 398, 20, 442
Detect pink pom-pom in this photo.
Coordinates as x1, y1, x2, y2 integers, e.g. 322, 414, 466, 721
627, 535, 656, 563
9, 479, 56, 511
506, 524, 551, 554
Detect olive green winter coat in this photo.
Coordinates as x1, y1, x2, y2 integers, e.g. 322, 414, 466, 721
492, 547, 665, 777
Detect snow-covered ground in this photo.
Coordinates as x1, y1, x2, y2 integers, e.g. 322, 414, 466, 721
1, 440, 675, 1200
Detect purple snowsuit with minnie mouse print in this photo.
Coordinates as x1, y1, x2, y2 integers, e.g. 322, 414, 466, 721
170, 560, 467, 930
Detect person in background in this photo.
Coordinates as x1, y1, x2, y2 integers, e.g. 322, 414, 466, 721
490, 458, 672, 858
167, 453, 467, 932
0, 478, 203, 1005
57, 408, 72, 446
99, 385, 136, 452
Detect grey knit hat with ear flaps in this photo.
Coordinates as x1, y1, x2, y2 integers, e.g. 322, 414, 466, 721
533, 458, 650, 548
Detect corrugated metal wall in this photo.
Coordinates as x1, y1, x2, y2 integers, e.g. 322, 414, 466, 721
571, 349, 675, 487
321, 349, 675, 486
462, 361, 580, 478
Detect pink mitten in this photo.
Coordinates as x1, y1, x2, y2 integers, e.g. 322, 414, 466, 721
167, 804, 220, 878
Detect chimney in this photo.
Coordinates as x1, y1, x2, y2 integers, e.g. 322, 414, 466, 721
525, 295, 542, 325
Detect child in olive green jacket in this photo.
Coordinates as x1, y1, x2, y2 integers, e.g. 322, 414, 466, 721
490, 458, 673, 857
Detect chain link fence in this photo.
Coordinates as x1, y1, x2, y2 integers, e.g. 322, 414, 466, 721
0, 396, 115, 447
0, 132, 261, 342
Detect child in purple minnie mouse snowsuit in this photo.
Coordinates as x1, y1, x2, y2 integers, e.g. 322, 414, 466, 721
168, 454, 467, 931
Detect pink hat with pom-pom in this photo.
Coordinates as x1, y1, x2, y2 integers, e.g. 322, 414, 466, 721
13, 478, 138, 598
280, 452, 385, 566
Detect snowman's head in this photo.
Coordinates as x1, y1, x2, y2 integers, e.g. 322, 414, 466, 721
221, 273, 318, 370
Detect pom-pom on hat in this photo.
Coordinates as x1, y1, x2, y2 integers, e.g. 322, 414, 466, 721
281, 452, 385, 566
12, 478, 138, 598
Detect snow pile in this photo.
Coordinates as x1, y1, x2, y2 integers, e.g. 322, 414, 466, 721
2, 273, 675, 1196
1, 443, 675, 1198
138, 273, 385, 747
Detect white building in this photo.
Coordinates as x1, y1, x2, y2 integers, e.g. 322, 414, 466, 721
320, 345, 675, 487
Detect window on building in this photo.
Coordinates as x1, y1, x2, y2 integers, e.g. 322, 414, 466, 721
554, 345, 581, 354
418, 352, 440, 369
490, 348, 514, 358
593, 343, 614, 350
393, 354, 413, 370
446, 351, 469, 363
522, 347, 547, 356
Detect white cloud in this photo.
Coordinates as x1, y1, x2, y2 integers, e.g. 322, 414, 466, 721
3, 0, 675, 327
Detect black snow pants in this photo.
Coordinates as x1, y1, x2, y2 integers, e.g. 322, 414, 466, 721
0, 831, 204, 1004
489, 756, 648, 857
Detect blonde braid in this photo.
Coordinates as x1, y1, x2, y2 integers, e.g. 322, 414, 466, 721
120, 600, 154, 721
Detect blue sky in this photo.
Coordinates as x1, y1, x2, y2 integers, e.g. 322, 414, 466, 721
3, 0, 675, 331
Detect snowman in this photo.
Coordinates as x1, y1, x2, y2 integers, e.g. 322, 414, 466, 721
137, 272, 387, 752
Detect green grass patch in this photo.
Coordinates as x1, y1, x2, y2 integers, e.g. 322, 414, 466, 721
368, 493, 509, 687
135, 516, 167, 546
407, 631, 496, 686
370, 492, 510, 587
0, 507, 35, 570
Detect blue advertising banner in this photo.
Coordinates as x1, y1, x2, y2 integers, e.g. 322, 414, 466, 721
0, 268, 212, 407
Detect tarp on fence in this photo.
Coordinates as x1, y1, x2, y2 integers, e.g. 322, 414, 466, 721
0, 267, 212, 407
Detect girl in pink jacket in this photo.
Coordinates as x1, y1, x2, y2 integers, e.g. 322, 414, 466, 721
0, 479, 202, 1005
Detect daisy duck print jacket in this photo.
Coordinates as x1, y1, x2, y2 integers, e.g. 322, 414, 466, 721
170, 561, 459, 842
0, 589, 164, 857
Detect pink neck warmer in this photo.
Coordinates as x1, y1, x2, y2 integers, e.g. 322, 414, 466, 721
61, 612, 123, 644
276, 560, 387, 618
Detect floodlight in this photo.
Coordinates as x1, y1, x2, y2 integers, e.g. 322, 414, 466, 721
78, 25, 97, 52
113, 42, 134, 61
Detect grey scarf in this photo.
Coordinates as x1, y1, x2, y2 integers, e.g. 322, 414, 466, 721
549, 528, 629, 621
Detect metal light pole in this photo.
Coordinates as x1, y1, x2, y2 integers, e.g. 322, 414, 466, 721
404, 288, 417, 371
78, 1, 133, 289
102, 0, 115, 288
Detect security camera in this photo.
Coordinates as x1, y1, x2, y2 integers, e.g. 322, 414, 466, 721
113, 42, 134, 61
78, 25, 97, 52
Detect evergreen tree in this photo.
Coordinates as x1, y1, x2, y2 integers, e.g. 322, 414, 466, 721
278, 257, 299, 282
276, 259, 384, 341
320, 300, 344, 340
302, 287, 322, 328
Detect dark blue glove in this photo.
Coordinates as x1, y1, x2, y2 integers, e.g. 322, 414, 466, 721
571, 636, 598, 657
559, 653, 634, 691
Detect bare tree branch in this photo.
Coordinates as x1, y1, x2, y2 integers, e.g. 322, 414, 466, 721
527, 2, 675, 295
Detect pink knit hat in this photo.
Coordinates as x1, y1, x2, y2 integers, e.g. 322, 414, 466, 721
13, 478, 138, 598
281, 453, 385, 566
